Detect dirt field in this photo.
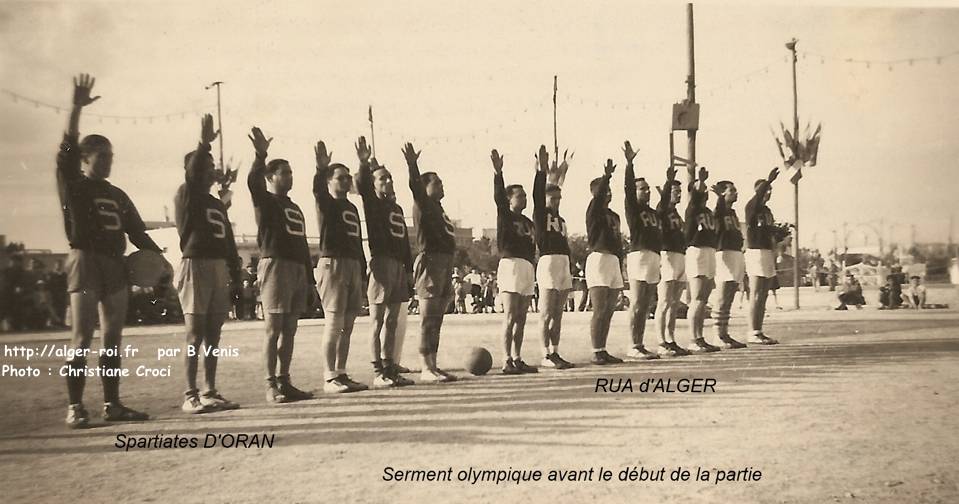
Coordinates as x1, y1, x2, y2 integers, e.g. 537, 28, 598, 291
1, 286, 957, 503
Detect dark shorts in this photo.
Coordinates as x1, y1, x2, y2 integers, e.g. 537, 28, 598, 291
413, 253, 453, 301
315, 257, 363, 314
258, 257, 309, 315
368, 256, 410, 305
66, 249, 127, 297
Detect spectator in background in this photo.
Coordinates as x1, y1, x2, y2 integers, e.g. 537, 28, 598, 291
879, 265, 906, 309
483, 273, 498, 313
836, 272, 865, 310
48, 260, 68, 327
465, 268, 483, 313
902, 275, 927, 310
453, 274, 468, 314
1, 256, 28, 330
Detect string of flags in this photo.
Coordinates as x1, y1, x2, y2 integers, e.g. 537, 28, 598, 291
0, 88, 203, 124
796, 49, 959, 70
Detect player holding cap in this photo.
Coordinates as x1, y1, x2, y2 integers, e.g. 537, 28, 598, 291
655, 166, 690, 357
711, 180, 748, 349
57, 74, 167, 428
247, 126, 317, 403
402, 142, 458, 382
354, 137, 415, 388
745, 168, 781, 345
585, 158, 625, 365
532, 145, 574, 370
621, 141, 662, 361
683, 166, 721, 353
313, 141, 369, 393
490, 148, 538, 374
175, 114, 243, 413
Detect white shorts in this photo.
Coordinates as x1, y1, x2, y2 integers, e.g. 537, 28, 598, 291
536, 254, 572, 291
497, 257, 535, 296
626, 250, 661, 284
585, 252, 623, 289
716, 250, 746, 283
686, 246, 717, 279
660, 251, 686, 282
746, 249, 776, 278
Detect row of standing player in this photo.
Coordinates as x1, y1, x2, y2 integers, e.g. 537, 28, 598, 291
55, 74, 782, 428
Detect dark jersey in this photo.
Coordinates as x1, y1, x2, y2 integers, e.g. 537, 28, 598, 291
684, 188, 718, 248
313, 171, 365, 261
532, 171, 570, 256
624, 163, 663, 253
585, 174, 623, 257
356, 162, 413, 267
657, 193, 686, 254
175, 144, 241, 283
715, 198, 744, 251
494, 172, 536, 264
408, 163, 456, 255
248, 153, 315, 283
56, 133, 161, 257
745, 181, 776, 250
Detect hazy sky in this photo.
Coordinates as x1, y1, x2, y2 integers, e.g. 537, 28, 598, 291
1, 0, 958, 253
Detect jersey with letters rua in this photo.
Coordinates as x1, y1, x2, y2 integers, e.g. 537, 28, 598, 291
715, 198, 744, 252
745, 181, 776, 250
356, 162, 413, 267
175, 144, 241, 275
313, 171, 365, 260
624, 164, 663, 253
532, 171, 570, 256
56, 133, 158, 257
585, 174, 623, 258
684, 189, 719, 249
494, 171, 535, 265
248, 153, 315, 283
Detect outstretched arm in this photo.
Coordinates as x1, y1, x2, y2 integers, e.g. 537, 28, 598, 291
403, 142, 427, 204
184, 114, 217, 192
247, 126, 272, 206
354, 136, 375, 200
67, 73, 99, 138
591, 159, 615, 211
656, 165, 677, 212
622, 141, 639, 213
59, 75, 100, 187
533, 145, 548, 215
491, 149, 508, 211
312, 140, 334, 212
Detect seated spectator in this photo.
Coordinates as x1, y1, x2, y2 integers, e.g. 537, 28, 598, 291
879, 266, 906, 309
901, 275, 927, 310
836, 272, 865, 310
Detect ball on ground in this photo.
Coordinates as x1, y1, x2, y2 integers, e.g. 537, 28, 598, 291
465, 347, 493, 376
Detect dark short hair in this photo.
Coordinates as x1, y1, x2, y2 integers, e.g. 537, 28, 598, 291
506, 184, 524, 198
327, 163, 350, 181
372, 164, 390, 176
754, 179, 767, 190
590, 177, 604, 194
715, 180, 735, 193
79, 134, 111, 155
421, 171, 440, 186
633, 177, 647, 185
545, 183, 562, 195
910, 275, 921, 280
183, 150, 214, 170
266, 159, 290, 176
667, 180, 682, 189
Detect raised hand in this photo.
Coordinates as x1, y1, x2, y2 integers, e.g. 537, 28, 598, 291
767, 167, 780, 183
666, 165, 677, 182
604, 159, 616, 176
490, 149, 504, 174
698, 166, 709, 184
402, 142, 420, 166
248, 127, 272, 154
355, 136, 372, 163
710, 183, 722, 196
315, 141, 333, 170
548, 149, 571, 185
535, 145, 548, 173
72, 74, 100, 108
623, 141, 639, 164
201, 114, 219, 145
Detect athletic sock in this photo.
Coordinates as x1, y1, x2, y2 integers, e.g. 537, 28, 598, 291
65, 358, 87, 405
99, 355, 121, 404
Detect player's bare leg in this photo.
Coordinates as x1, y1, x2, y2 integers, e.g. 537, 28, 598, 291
64, 290, 98, 428
656, 280, 688, 357
627, 280, 660, 360
501, 292, 534, 374
539, 289, 573, 369
183, 313, 209, 411
389, 302, 410, 372
589, 287, 622, 365
748, 276, 777, 344
263, 313, 288, 403
419, 297, 454, 382
714, 281, 747, 348
98, 288, 147, 421
687, 276, 719, 352
274, 313, 312, 398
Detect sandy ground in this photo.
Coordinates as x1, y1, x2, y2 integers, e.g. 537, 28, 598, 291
1, 286, 957, 503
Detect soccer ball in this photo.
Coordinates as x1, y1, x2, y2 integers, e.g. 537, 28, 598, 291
465, 347, 493, 376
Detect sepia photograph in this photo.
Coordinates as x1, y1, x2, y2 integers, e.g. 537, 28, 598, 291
1, 0, 957, 502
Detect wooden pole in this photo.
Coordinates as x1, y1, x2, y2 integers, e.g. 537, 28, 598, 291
686, 4, 696, 170
553, 75, 558, 162
368, 106, 376, 158
789, 39, 800, 309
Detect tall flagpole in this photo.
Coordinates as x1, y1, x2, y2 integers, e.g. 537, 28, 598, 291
368, 106, 376, 158
787, 38, 801, 309
553, 75, 558, 162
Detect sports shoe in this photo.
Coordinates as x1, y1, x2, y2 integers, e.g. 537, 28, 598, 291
747, 334, 779, 345
373, 372, 398, 388
393, 363, 413, 374
513, 359, 538, 374
183, 394, 213, 414
266, 384, 289, 404
391, 373, 415, 386
502, 359, 522, 375
278, 380, 315, 401
552, 353, 575, 369
658, 341, 690, 357
688, 338, 721, 353
591, 350, 623, 365
65, 404, 89, 429
540, 354, 557, 368
200, 390, 240, 410
719, 335, 747, 349
437, 369, 458, 382
342, 375, 369, 392
626, 346, 661, 361
420, 368, 453, 383
667, 341, 692, 356
324, 375, 353, 393
103, 402, 149, 422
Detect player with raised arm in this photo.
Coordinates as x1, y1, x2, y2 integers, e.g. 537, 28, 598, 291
175, 114, 243, 413
57, 74, 168, 428
585, 159, 625, 365
532, 146, 574, 369
355, 137, 415, 387
402, 142, 458, 382
313, 141, 369, 393
745, 168, 781, 345
247, 126, 317, 403
711, 179, 748, 349
655, 166, 690, 357
684, 166, 721, 353
490, 148, 538, 374
622, 141, 662, 361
